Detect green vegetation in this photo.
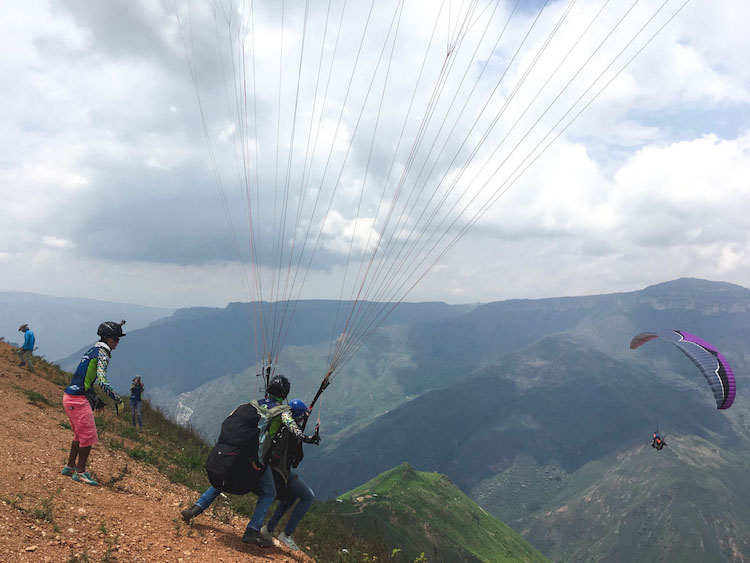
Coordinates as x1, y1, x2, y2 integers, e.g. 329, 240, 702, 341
14, 385, 57, 407
333, 463, 547, 562
1, 491, 57, 526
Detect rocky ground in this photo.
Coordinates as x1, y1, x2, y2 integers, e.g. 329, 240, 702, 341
0, 341, 313, 562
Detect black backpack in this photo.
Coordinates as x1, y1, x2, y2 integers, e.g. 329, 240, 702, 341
204, 400, 289, 495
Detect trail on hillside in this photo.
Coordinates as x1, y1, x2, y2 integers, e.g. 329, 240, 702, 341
0, 342, 312, 562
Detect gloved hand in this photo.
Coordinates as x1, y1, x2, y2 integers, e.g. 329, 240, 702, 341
302, 433, 321, 445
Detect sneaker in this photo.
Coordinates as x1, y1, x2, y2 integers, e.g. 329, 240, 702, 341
259, 525, 272, 540
278, 531, 301, 552
72, 471, 99, 486
180, 504, 204, 523
61, 465, 76, 477
242, 527, 273, 548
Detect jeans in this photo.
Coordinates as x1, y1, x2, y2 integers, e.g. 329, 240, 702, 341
246, 465, 277, 531
195, 466, 276, 531
266, 472, 315, 536
195, 485, 221, 510
130, 399, 142, 428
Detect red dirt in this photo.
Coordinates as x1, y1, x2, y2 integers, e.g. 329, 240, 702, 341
0, 341, 314, 562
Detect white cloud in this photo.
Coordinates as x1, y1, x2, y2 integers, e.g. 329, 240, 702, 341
42, 236, 75, 249
0, 0, 749, 309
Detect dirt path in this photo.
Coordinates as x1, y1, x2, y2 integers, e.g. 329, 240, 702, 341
0, 342, 313, 562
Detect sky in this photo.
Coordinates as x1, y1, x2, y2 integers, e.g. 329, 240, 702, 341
1, 0, 749, 309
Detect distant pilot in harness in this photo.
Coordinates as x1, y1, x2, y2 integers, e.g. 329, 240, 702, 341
651, 431, 666, 450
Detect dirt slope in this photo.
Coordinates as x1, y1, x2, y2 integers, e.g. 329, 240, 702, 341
0, 341, 312, 562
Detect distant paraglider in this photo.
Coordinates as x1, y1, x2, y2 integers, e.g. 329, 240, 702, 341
630, 330, 736, 410
651, 430, 666, 450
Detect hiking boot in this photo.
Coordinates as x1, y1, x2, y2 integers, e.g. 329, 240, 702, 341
61, 465, 76, 477
278, 531, 301, 552
242, 527, 273, 548
72, 471, 99, 486
180, 504, 204, 523
259, 525, 272, 540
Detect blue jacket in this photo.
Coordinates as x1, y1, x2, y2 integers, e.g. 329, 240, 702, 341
22, 330, 35, 351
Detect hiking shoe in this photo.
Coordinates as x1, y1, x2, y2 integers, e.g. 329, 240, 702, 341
72, 471, 99, 486
180, 504, 204, 523
61, 465, 76, 477
259, 525, 272, 540
242, 527, 273, 548
278, 531, 301, 552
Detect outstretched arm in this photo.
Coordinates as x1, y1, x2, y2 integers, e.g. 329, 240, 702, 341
281, 411, 320, 444
95, 348, 121, 403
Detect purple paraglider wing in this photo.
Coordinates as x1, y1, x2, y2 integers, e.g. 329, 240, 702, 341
630, 330, 736, 410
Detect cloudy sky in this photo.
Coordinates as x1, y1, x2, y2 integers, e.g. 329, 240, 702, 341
1, 0, 749, 309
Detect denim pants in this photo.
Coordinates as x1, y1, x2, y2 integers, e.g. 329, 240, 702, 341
266, 472, 315, 536
195, 466, 276, 531
246, 465, 277, 531
130, 399, 142, 428
195, 485, 221, 510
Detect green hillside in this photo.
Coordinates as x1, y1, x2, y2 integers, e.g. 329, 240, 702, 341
331, 462, 548, 562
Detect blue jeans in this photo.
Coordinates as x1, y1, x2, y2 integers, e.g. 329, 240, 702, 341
130, 399, 142, 428
195, 485, 221, 510
266, 473, 315, 536
195, 467, 276, 531
246, 465, 277, 531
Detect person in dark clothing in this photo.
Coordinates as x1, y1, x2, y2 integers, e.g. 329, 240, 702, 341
651, 432, 666, 450
180, 375, 319, 548
260, 398, 319, 552
130, 376, 144, 429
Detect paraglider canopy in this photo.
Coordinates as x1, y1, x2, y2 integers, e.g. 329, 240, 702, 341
630, 330, 736, 410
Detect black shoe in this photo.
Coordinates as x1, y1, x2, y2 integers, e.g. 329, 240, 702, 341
242, 528, 273, 548
180, 504, 203, 523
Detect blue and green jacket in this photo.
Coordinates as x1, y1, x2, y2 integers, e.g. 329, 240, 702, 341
64, 342, 121, 402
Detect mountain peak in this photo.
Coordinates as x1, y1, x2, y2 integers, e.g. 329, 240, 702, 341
335, 463, 547, 562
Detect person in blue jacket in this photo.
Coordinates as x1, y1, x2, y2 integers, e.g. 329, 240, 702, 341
61, 321, 124, 486
17, 324, 35, 371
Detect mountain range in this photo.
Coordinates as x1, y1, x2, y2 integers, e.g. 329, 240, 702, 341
21, 278, 750, 560
0, 291, 173, 361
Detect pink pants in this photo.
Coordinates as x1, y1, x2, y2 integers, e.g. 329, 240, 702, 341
63, 393, 98, 448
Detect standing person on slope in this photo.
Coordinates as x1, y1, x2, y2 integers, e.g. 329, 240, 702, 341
61, 321, 124, 486
17, 324, 35, 371
130, 375, 145, 430
261, 398, 320, 552
181, 374, 318, 548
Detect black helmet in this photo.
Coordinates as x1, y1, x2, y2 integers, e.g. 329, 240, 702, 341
267, 374, 290, 399
97, 320, 126, 340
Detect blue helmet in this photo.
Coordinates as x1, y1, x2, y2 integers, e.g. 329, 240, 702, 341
289, 399, 308, 419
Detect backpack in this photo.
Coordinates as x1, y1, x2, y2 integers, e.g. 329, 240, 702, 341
205, 400, 290, 495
